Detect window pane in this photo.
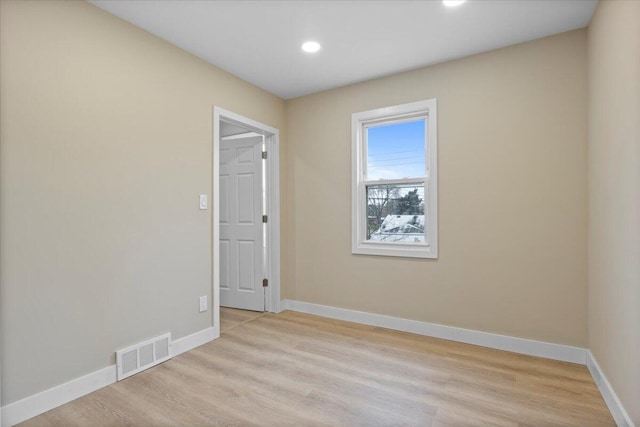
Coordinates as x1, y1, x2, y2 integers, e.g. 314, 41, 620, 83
366, 119, 426, 180
366, 183, 425, 243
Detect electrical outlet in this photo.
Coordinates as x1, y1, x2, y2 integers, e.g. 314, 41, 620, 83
199, 295, 207, 312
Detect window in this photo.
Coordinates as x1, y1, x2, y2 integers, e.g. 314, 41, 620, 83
352, 99, 438, 258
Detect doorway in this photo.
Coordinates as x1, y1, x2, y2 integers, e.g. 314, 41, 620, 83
213, 107, 281, 339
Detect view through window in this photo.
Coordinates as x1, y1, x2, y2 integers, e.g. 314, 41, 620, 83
366, 119, 426, 243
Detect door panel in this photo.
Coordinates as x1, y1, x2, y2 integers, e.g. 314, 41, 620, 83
237, 173, 255, 223
220, 135, 264, 311
220, 240, 230, 290
237, 240, 255, 291
219, 175, 230, 223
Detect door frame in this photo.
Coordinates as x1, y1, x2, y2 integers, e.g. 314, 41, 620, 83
212, 106, 281, 339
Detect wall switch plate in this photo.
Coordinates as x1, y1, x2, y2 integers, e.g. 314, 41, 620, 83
199, 296, 207, 312
199, 194, 208, 210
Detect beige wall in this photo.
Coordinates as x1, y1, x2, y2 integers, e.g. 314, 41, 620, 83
0, 0, 286, 404
286, 30, 588, 347
587, 0, 640, 424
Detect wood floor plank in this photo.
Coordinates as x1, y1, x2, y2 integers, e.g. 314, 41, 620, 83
19, 309, 614, 426
220, 307, 265, 333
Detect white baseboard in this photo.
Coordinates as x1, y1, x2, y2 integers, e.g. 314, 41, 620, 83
1, 365, 117, 427
586, 351, 636, 427
172, 326, 216, 357
280, 300, 587, 365
1, 326, 216, 427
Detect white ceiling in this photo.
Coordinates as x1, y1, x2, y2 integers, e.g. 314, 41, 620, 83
90, 0, 597, 100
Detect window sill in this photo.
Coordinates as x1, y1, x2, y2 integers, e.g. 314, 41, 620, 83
352, 242, 438, 259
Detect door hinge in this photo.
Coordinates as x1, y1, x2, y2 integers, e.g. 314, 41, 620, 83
262, 215, 268, 223
262, 151, 268, 160
262, 278, 268, 287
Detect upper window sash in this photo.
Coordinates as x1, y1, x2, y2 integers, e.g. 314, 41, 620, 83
362, 115, 429, 182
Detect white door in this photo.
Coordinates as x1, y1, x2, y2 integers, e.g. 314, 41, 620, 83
219, 135, 264, 311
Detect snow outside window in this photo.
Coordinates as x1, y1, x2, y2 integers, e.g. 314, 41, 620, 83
351, 99, 438, 259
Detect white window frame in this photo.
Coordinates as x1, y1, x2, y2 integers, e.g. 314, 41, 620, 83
351, 99, 438, 259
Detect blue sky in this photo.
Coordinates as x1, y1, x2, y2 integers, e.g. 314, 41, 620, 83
366, 119, 426, 180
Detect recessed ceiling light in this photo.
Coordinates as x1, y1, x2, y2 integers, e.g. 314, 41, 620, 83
301, 41, 321, 53
443, 0, 466, 7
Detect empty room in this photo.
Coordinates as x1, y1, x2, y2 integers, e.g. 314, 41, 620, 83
0, 0, 638, 426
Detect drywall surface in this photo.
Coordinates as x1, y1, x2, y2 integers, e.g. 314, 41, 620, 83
588, 0, 640, 424
0, 0, 285, 404
286, 30, 588, 347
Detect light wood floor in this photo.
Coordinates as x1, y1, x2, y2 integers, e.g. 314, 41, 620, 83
220, 307, 265, 334
21, 310, 614, 426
